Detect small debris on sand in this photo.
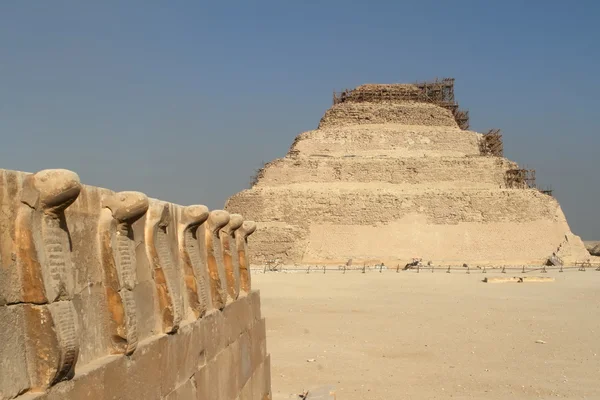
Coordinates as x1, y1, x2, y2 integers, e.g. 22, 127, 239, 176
483, 276, 555, 283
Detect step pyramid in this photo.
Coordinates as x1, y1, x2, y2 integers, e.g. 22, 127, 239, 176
225, 79, 588, 266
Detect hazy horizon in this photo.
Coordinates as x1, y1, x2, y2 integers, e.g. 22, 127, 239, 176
1, 1, 598, 239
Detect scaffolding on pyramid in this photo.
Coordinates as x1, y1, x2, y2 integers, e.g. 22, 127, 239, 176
333, 78, 470, 129
480, 129, 504, 157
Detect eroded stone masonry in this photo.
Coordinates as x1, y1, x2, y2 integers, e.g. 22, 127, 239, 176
0, 168, 270, 400
226, 80, 589, 266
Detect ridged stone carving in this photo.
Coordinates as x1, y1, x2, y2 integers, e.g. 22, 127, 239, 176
235, 221, 257, 293
16, 169, 81, 387
99, 191, 148, 354
145, 201, 183, 333
220, 213, 243, 300
177, 205, 210, 319
205, 210, 230, 310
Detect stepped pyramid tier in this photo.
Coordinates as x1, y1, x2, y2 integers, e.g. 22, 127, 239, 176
226, 79, 589, 266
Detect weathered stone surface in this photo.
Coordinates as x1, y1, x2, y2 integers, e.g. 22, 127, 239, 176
205, 210, 230, 310
250, 355, 271, 400
99, 191, 148, 355
0, 305, 30, 400
588, 242, 600, 256
238, 331, 253, 388
216, 342, 238, 400
220, 213, 243, 301
202, 310, 226, 362
194, 364, 209, 400
12, 169, 83, 390
71, 285, 111, 366
319, 101, 457, 128
45, 355, 121, 400
132, 279, 158, 341
235, 221, 256, 294
145, 201, 183, 334
249, 318, 267, 371
164, 378, 197, 400
177, 205, 210, 319
222, 295, 252, 346
102, 335, 164, 400
0, 170, 27, 306
264, 354, 272, 399
160, 321, 206, 396
0, 167, 269, 400
248, 290, 262, 323
205, 355, 221, 400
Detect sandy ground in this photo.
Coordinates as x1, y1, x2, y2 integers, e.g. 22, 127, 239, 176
253, 269, 600, 400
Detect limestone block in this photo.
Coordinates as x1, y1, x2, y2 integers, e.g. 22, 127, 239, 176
249, 318, 267, 371
164, 378, 198, 400
235, 221, 256, 294
145, 201, 183, 334
264, 354, 272, 399
0, 305, 30, 400
132, 280, 158, 342
99, 191, 149, 355
160, 330, 190, 397
160, 321, 206, 397
180, 321, 207, 382
238, 332, 252, 389
0, 169, 27, 305
103, 335, 166, 400
220, 213, 243, 301
248, 290, 262, 323
251, 357, 269, 400
215, 344, 238, 400
238, 379, 252, 400
204, 210, 230, 310
194, 364, 209, 400
71, 281, 111, 366
205, 356, 220, 400
177, 205, 210, 319
202, 310, 226, 362
222, 295, 252, 346
229, 338, 243, 397
45, 354, 121, 400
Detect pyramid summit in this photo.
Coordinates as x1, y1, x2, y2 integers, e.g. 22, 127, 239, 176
225, 79, 589, 267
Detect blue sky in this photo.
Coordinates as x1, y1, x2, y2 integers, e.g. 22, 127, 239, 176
1, 1, 598, 239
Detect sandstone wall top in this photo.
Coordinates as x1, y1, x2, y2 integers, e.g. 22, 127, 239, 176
0, 168, 267, 400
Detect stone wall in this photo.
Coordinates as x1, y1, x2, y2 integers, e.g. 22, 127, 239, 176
226, 186, 589, 266
318, 102, 458, 128
256, 156, 516, 189
0, 168, 270, 400
290, 124, 482, 158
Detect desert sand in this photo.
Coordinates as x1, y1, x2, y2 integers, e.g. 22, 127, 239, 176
255, 269, 600, 399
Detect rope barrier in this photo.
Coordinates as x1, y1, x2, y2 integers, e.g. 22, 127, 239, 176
253, 263, 600, 274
